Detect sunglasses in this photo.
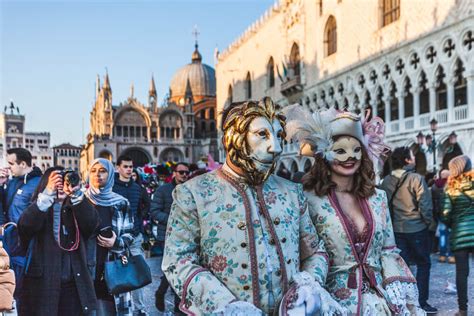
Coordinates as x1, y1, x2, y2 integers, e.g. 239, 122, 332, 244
177, 170, 190, 175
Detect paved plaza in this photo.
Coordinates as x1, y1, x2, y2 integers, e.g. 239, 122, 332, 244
141, 255, 474, 315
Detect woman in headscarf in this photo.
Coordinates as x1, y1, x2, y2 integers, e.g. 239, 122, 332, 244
85, 158, 136, 316
441, 155, 474, 316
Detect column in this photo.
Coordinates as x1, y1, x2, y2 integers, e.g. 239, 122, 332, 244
447, 76, 455, 123
384, 96, 391, 124
466, 72, 474, 118
370, 99, 377, 117
428, 83, 436, 119
412, 87, 420, 129
397, 92, 405, 121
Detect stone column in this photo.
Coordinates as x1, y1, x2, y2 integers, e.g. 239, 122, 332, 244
370, 99, 377, 117
384, 96, 391, 124
412, 87, 420, 129
447, 76, 455, 123
397, 92, 405, 121
465, 71, 474, 116
428, 83, 436, 119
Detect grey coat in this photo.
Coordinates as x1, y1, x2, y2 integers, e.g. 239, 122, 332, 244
380, 170, 433, 233
150, 181, 176, 241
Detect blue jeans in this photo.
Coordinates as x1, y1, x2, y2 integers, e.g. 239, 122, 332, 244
438, 223, 452, 257
395, 228, 432, 306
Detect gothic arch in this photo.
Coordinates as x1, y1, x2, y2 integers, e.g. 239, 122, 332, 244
159, 147, 184, 162
121, 147, 151, 167
114, 104, 151, 127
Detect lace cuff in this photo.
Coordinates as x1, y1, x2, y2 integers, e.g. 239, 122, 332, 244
214, 301, 262, 316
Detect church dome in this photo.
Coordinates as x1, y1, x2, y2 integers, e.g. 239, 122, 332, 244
169, 44, 216, 104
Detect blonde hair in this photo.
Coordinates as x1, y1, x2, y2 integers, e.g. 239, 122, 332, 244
447, 170, 474, 195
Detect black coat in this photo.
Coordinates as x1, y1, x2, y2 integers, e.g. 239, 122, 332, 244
150, 181, 176, 241
17, 196, 99, 316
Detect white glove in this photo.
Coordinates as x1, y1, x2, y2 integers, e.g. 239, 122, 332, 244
287, 272, 347, 316
215, 301, 263, 316
386, 281, 425, 316
290, 284, 321, 315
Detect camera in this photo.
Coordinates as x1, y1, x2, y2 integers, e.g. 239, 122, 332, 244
58, 170, 80, 187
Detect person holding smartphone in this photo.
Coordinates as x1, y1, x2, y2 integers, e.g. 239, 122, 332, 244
17, 167, 99, 316
85, 158, 136, 316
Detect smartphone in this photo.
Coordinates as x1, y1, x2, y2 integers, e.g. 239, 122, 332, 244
99, 226, 113, 238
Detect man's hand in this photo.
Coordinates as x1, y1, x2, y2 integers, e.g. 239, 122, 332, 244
46, 171, 63, 193
97, 231, 117, 248
0, 168, 9, 185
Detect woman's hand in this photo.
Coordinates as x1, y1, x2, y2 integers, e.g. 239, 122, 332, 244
46, 171, 63, 193
97, 231, 117, 248
63, 181, 81, 196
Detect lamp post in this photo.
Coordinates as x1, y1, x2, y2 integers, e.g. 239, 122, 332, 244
430, 118, 438, 173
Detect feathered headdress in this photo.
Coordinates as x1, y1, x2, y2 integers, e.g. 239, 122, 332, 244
282, 104, 335, 160
283, 104, 390, 164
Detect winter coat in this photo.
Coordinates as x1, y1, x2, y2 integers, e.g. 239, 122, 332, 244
0, 167, 42, 225
0, 242, 15, 311
431, 178, 447, 221
17, 195, 99, 316
113, 174, 143, 234
380, 170, 433, 233
441, 178, 474, 252
150, 181, 176, 241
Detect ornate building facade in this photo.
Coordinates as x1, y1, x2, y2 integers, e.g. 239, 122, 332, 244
80, 44, 218, 175
216, 0, 474, 175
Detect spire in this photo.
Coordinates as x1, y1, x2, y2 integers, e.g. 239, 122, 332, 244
96, 74, 101, 99
103, 69, 111, 91
191, 24, 202, 63
149, 74, 157, 97
130, 82, 134, 98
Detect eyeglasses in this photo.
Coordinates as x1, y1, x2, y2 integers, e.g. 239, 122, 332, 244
177, 170, 190, 175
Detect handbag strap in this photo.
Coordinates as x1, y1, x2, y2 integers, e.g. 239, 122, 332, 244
55, 203, 80, 252
388, 172, 410, 214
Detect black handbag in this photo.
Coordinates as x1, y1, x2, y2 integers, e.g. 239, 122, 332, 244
104, 249, 152, 295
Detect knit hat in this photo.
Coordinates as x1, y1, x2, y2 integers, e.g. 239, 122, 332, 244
448, 155, 472, 177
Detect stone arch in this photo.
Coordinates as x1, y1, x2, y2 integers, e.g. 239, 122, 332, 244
114, 104, 151, 127
290, 160, 299, 174
324, 15, 337, 56
120, 147, 151, 167
159, 147, 184, 163
245, 72, 252, 99
303, 158, 312, 173
289, 43, 301, 77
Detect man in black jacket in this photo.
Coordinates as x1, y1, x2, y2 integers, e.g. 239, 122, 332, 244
112, 155, 148, 316
151, 162, 189, 313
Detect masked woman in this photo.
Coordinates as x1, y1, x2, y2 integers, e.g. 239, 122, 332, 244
284, 106, 425, 315
17, 167, 99, 316
85, 158, 136, 316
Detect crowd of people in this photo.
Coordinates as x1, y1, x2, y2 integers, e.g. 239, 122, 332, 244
0, 97, 472, 316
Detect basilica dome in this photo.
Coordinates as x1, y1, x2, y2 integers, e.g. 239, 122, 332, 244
169, 44, 216, 104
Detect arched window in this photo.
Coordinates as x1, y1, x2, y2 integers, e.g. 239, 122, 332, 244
245, 72, 252, 99
453, 59, 467, 106
267, 57, 275, 88
403, 78, 413, 118
289, 44, 300, 77
419, 71, 429, 114
324, 16, 337, 56
389, 81, 399, 120
376, 87, 385, 121
209, 108, 215, 119
228, 85, 233, 104
435, 66, 447, 110
382, 0, 400, 27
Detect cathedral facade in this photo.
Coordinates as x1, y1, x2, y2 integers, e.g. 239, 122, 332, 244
216, 0, 474, 175
80, 44, 218, 175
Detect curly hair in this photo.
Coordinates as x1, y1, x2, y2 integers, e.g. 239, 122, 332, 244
302, 144, 376, 198
447, 170, 474, 194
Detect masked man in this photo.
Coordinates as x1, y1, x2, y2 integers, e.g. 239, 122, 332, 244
162, 97, 345, 315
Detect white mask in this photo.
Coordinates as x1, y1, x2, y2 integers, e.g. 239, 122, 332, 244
330, 137, 362, 162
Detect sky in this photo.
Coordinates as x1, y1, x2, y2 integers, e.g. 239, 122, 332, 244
0, 0, 274, 146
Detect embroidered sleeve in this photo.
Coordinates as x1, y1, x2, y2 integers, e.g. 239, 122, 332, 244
162, 184, 237, 315
379, 191, 416, 286
297, 185, 329, 286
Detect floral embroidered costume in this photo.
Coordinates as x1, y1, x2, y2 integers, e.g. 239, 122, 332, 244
162, 98, 344, 315
284, 105, 425, 316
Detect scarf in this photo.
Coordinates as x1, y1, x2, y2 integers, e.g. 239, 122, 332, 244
85, 158, 128, 207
